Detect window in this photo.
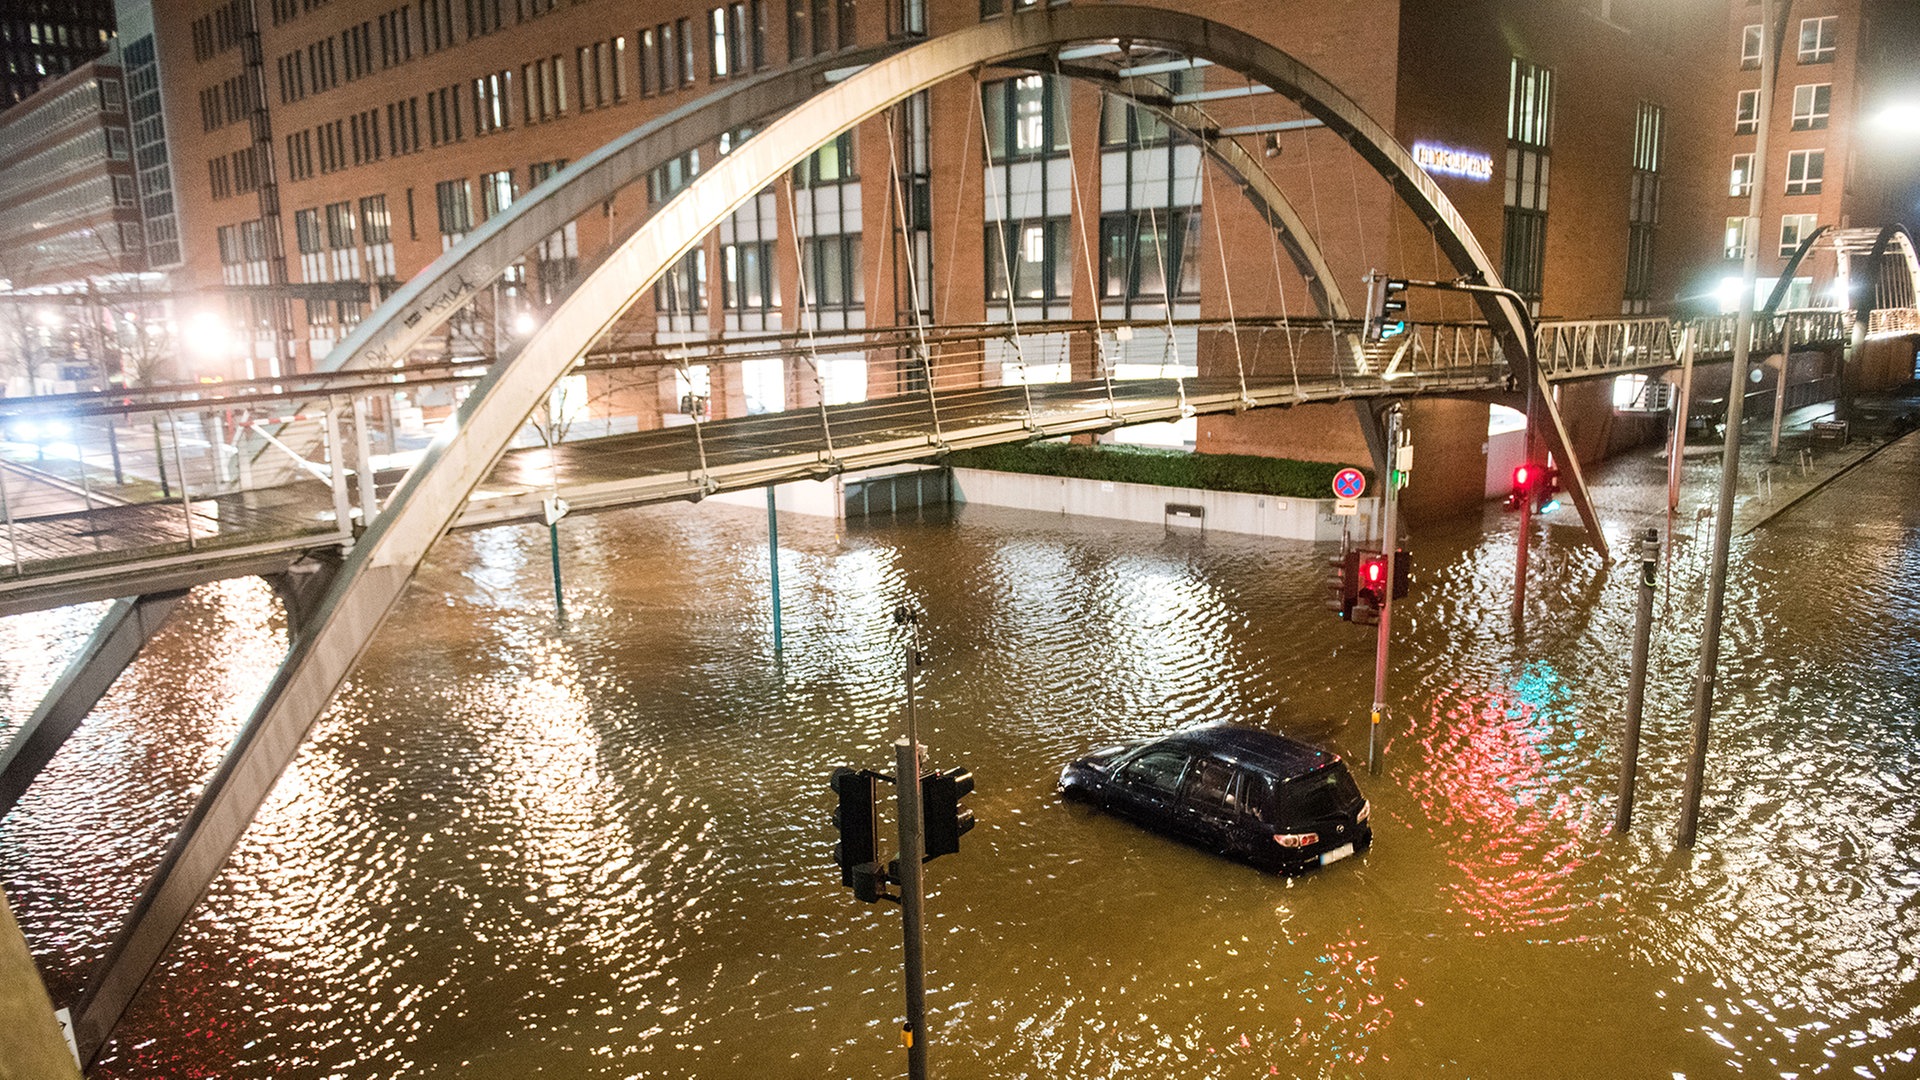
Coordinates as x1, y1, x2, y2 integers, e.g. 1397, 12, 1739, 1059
679, 17, 695, 85
1118, 750, 1188, 796
575, 39, 623, 108
436, 177, 473, 237
522, 55, 566, 121
710, 5, 729, 78
1099, 210, 1201, 301
361, 194, 392, 243
1798, 16, 1836, 64
1100, 68, 1192, 148
794, 131, 855, 186
1791, 83, 1830, 130
647, 150, 700, 203
1780, 213, 1818, 257
801, 234, 863, 308
1740, 24, 1761, 69
473, 70, 510, 133
1730, 153, 1753, 197
1735, 89, 1759, 134
1180, 758, 1236, 815
1507, 57, 1552, 149
722, 241, 777, 310
1281, 768, 1361, 821
1503, 58, 1553, 302
1785, 149, 1824, 196
986, 219, 1071, 305
983, 75, 1067, 159
654, 249, 707, 313
1725, 215, 1753, 260
325, 200, 357, 249
1623, 102, 1662, 311
638, 28, 658, 95
787, 0, 806, 60
480, 169, 514, 218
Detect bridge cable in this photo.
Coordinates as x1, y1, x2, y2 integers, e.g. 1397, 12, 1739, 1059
1202, 133, 1253, 410
1295, 104, 1345, 389
1126, 57, 1193, 422
973, 72, 1039, 430
886, 103, 948, 445
1054, 53, 1117, 420
782, 173, 840, 465
677, 346, 715, 495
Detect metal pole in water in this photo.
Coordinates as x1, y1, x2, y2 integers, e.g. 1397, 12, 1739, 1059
768, 486, 783, 654
1369, 403, 1402, 776
547, 519, 565, 623
1614, 527, 1660, 833
893, 606, 929, 1080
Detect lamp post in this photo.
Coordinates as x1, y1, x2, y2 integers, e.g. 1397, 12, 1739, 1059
1679, 0, 1789, 849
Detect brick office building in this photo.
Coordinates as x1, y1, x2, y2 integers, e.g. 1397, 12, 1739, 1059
112, 0, 1914, 504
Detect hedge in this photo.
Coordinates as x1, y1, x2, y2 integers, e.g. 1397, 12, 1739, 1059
945, 442, 1368, 499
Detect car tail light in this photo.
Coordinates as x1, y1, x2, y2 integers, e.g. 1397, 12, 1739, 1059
1356, 801, 1370, 824
1274, 832, 1319, 848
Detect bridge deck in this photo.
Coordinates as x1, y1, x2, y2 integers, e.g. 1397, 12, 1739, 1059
0, 303, 1901, 615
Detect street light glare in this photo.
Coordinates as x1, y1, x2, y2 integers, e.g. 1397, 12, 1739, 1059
1875, 102, 1920, 135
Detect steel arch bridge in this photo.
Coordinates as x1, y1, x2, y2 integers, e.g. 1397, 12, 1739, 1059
18, 8, 1909, 1065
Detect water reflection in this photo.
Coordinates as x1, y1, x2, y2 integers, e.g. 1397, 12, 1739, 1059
1, 440, 1918, 1077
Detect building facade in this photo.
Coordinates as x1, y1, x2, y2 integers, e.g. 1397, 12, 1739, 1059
106, 0, 1915, 501
0, 54, 151, 393
0, 0, 116, 110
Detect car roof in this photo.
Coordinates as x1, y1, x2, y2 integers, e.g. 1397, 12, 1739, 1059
1155, 724, 1336, 779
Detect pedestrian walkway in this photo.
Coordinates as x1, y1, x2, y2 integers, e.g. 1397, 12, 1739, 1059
1579, 385, 1920, 548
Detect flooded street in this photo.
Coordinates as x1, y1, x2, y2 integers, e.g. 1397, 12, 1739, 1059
4, 436, 1920, 1078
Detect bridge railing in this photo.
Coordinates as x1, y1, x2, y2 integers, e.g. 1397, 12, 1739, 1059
0, 392, 376, 582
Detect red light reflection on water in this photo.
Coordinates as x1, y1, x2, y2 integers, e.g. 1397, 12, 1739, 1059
1410, 683, 1596, 932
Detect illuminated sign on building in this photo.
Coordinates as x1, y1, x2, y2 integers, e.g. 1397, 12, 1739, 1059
1413, 142, 1494, 181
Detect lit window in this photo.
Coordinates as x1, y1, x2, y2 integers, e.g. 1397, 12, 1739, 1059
1730, 153, 1753, 197
1740, 24, 1761, 69
1724, 215, 1753, 260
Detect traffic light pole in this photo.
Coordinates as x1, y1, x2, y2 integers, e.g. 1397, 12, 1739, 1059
893, 611, 930, 1080
1369, 403, 1402, 776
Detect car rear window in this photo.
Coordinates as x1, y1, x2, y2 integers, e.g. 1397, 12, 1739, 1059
1282, 766, 1362, 820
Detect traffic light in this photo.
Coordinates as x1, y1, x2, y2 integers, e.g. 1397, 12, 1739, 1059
920, 767, 975, 860
1357, 551, 1390, 606
830, 767, 879, 889
1326, 553, 1361, 619
1363, 272, 1409, 343
1505, 463, 1535, 510
1505, 462, 1562, 512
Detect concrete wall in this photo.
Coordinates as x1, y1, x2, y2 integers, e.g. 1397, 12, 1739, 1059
950, 467, 1381, 542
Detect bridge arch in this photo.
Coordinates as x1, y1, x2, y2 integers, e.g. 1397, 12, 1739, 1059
72, 8, 1598, 1061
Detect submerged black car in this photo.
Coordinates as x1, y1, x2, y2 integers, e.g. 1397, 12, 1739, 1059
1058, 724, 1371, 873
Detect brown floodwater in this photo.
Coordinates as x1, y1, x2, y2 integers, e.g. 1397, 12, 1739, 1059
4, 436, 1920, 1078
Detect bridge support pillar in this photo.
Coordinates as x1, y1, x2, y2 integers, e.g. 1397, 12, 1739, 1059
0, 591, 188, 822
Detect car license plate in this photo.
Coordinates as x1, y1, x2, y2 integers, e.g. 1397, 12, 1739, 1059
1320, 843, 1355, 866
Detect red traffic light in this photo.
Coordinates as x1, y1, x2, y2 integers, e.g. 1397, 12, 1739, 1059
1512, 464, 1531, 490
